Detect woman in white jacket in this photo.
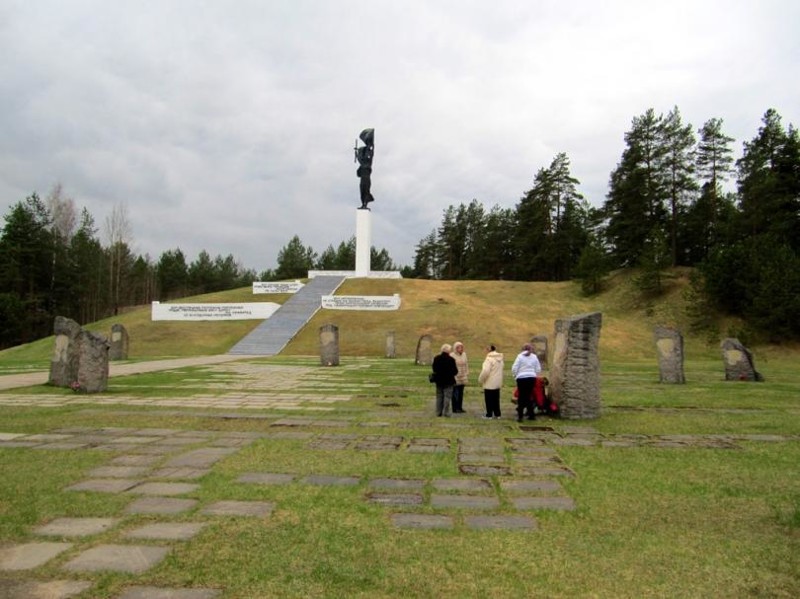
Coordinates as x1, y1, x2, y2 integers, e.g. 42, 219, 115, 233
477, 345, 504, 419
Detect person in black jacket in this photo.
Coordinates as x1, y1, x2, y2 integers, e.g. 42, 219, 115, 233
432, 343, 459, 417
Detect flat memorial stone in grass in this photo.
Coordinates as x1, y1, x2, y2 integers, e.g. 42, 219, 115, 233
116, 585, 221, 599
459, 465, 512, 477
122, 522, 208, 541
432, 478, 492, 492
391, 513, 454, 530
151, 467, 211, 480
125, 497, 198, 515
368, 478, 425, 491
200, 500, 275, 517
66, 478, 143, 493
367, 493, 424, 506
0, 542, 73, 570
301, 475, 361, 487
500, 479, 564, 494
517, 466, 575, 478
127, 482, 199, 496
465, 515, 538, 531
237, 472, 296, 485
0, 579, 93, 598
63, 544, 169, 574
163, 448, 238, 469
512, 496, 576, 511
458, 453, 506, 464
33, 517, 120, 537
431, 495, 500, 509
88, 466, 152, 478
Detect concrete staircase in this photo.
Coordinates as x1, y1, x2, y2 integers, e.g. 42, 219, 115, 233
228, 276, 345, 356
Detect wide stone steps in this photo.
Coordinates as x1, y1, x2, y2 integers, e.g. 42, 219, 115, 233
228, 276, 345, 356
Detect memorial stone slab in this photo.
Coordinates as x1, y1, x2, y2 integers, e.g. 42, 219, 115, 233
163, 447, 238, 469
0, 542, 73, 570
512, 496, 577, 511
116, 587, 221, 599
654, 326, 685, 383
465, 515, 538, 530
0, 579, 92, 599
550, 312, 603, 419
368, 478, 425, 491
63, 544, 169, 574
366, 493, 424, 506
530, 335, 548, 367
125, 497, 198, 515
431, 495, 500, 509
319, 323, 340, 366
390, 513, 454, 530
385, 330, 396, 358
66, 479, 143, 493
499, 480, 564, 494
237, 472, 296, 485
432, 478, 492, 491
49, 316, 82, 387
200, 500, 274, 517
126, 482, 199, 496
109, 323, 129, 360
76, 329, 110, 393
33, 517, 120, 537
301, 475, 361, 487
122, 522, 207, 541
415, 334, 433, 366
721, 338, 764, 381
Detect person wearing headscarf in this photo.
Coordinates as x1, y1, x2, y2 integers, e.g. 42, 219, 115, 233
451, 341, 469, 413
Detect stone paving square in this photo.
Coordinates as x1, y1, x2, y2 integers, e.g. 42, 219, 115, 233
134, 428, 182, 436
127, 482, 200, 496
458, 453, 506, 463
407, 444, 449, 453
163, 448, 238, 469
431, 495, 500, 509
465, 515, 538, 530
66, 478, 143, 493
0, 542, 73, 570
0, 578, 93, 598
122, 522, 208, 541
151, 467, 211, 480
459, 464, 512, 476
390, 513, 454, 529
301, 475, 361, 487
432, 478, 492, 491
0, 433, 24, 440
112, 454, 164, 466
63, 544, 169, 574
89, 466, 152, 478
517, 466, 576, 478
512, 496, 577, 511
125, 497, 199, 515
366, 493, 424, 506
156, 437, 208, 446
200, 500, 275, 517
368, 478, 426, 491
500, 480, 564, 494
107, 436, 159, 445
33, 517, 120, 537
116, 587, 221, 599
237, 472, 296, 485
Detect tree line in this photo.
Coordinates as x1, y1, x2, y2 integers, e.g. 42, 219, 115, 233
410, 108, 800, 340
0, 187, 397, 349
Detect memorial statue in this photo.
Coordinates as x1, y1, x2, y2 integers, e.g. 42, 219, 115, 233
355, 128, 375, 209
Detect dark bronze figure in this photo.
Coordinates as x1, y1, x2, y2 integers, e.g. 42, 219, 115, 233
355, 128, 375, 209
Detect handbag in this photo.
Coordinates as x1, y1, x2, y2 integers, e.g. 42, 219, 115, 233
428, 373, 436, 383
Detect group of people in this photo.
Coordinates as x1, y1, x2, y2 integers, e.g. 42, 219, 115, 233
431, 342, 557, 420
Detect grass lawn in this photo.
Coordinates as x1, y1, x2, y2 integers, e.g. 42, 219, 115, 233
1, 353, 798, 598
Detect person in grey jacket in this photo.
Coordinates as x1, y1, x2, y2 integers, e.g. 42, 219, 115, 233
511, 343, 542, 422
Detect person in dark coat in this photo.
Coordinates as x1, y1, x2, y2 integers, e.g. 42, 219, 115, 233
432, 343, 458, 417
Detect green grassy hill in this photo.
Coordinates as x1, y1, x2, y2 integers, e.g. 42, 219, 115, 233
2, 270, 797, 369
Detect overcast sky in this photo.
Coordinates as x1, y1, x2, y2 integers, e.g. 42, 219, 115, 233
1, 1, 798, 271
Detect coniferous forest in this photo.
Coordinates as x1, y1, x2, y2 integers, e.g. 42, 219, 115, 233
1, 107, 798, 349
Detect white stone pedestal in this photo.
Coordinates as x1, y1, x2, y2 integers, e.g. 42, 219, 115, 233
355, 208, 372, 278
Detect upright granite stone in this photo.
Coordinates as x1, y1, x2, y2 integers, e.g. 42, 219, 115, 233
415, 334, 433, 366
49, 316, 82, 387
654, 326, 685, 383
319, 324, 339, 366
530, 335, 548, 367
721, 338, 764, 381
109, 323, 129, 360
550, 312, 602, 419
385, 331, 396, 359
76, 330, 110, 392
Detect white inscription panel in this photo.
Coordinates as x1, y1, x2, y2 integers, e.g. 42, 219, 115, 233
320, 294, 401, 311
253, 280, 304, 294
151, 301, 280, 321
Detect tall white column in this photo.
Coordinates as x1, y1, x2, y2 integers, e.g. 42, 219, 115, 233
355, 208, 372, 277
